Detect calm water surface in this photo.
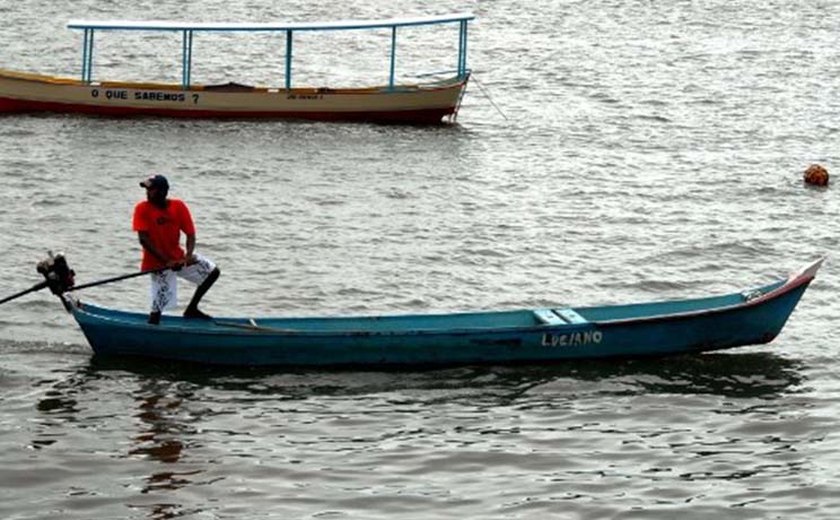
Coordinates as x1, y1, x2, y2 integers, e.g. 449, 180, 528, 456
1, 0, 839, 518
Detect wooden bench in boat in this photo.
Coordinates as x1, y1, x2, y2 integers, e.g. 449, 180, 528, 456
202, 81, 256, 92
533, 308, 588, 326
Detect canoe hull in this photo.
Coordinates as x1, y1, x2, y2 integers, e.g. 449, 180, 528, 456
67, 260, 821, 367
0, 69, 468, 124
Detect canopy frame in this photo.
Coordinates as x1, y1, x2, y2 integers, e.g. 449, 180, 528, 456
67, 13, 475, 89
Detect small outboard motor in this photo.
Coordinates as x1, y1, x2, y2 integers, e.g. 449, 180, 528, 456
36, 252, 76, 295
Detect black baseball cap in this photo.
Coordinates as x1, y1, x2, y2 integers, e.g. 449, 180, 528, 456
140, 174, 169, 190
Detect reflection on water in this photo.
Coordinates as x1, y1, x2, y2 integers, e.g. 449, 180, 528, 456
19, 347, 820, 519
533, 352, 807, 399
30, 368, 85, 451
3, 0, 837, 515
87, 351, 804, 400
130, 389, 186, 465
28, 364, 209, 520
126, 379, 207, 519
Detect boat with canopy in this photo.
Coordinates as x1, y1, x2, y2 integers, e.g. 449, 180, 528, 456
2, 255, 821, 367
0, 13, 474, 124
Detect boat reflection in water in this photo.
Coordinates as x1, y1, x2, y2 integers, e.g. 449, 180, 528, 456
86, 350, 805, 401
126, 380, 207, 518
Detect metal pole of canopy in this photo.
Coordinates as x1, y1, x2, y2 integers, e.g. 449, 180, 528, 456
88, 30, 96, 82
81, 29, 89, 82
181, 31, 185, 87
389, 26, 397, 89
89, 30, 96, 82
459, 20, 468, 78
182, 30, 194, 89
82, 29, 95, 83
285, 30, 293, 90
188, 30, 194, 87
464, 21, 469, 75
457, 21, 463, 77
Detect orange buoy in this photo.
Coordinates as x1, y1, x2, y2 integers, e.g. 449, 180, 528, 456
804, 164, 829, 186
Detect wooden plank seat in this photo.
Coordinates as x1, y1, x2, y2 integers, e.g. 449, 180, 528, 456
555, 308, 588, 324
533, 308, 564, 325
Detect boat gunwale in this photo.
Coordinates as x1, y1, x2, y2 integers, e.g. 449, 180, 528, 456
0, 68, 467, 93
595, 267, 814, 328
68, 258, 823, 338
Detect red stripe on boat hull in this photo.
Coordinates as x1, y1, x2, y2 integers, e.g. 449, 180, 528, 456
0, 97, 457, 125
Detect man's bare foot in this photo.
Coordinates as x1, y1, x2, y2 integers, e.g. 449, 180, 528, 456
183, 308, 212, 320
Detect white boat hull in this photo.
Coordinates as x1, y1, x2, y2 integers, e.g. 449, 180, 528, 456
0, 69, 468, 124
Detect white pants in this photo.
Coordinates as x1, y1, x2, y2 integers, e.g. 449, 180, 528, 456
149, 253, 216, 312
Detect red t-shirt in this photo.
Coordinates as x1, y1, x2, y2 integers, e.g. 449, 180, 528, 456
132, 198, 196, 271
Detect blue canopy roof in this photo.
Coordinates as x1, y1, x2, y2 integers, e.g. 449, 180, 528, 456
67, 13, 475, 32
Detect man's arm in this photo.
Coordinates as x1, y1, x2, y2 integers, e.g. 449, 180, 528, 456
138, 231, 180, 268
185, 233, 196, 264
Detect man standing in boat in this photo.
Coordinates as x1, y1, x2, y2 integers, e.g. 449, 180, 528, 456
133, 174, 220, 324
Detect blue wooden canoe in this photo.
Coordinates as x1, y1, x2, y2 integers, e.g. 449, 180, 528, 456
63, 259, 822, 367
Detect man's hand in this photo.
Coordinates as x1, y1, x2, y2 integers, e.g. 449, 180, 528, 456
166, 259, 185, 271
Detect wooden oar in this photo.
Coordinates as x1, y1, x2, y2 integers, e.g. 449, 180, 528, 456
65, 267, 167, 292
0, 281, 49, 305
0, 267, 167, 305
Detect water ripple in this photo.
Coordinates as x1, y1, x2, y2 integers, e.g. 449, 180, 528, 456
1, 0, 839, 518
